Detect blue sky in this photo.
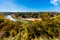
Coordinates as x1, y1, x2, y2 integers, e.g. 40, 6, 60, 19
0, 0, 60, 12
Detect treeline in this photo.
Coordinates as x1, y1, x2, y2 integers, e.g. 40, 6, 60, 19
0, 12, 60, 18
10, 12, 60, 18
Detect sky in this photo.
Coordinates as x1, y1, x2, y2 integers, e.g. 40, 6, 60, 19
0, 0, 60, 12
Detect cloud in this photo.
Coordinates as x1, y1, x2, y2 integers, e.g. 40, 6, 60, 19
50, 0, 60, 6
0, 0, 39, 12
0, 0, 27, 12
48, 6, 60, 12
50, 0, 59, 6
50, 0, 60, 12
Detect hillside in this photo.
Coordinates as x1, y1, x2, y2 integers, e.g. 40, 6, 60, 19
0, 12, 60, 40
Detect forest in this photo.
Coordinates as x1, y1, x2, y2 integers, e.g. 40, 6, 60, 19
0, 12, 60, 40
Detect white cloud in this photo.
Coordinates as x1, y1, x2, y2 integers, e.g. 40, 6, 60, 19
50, 0, 60, 12
49, 6, 60, 12
50, 0, 58, 6
50, 0, 60, 6
0, 0, 39, 12
0, 0, 27, 12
